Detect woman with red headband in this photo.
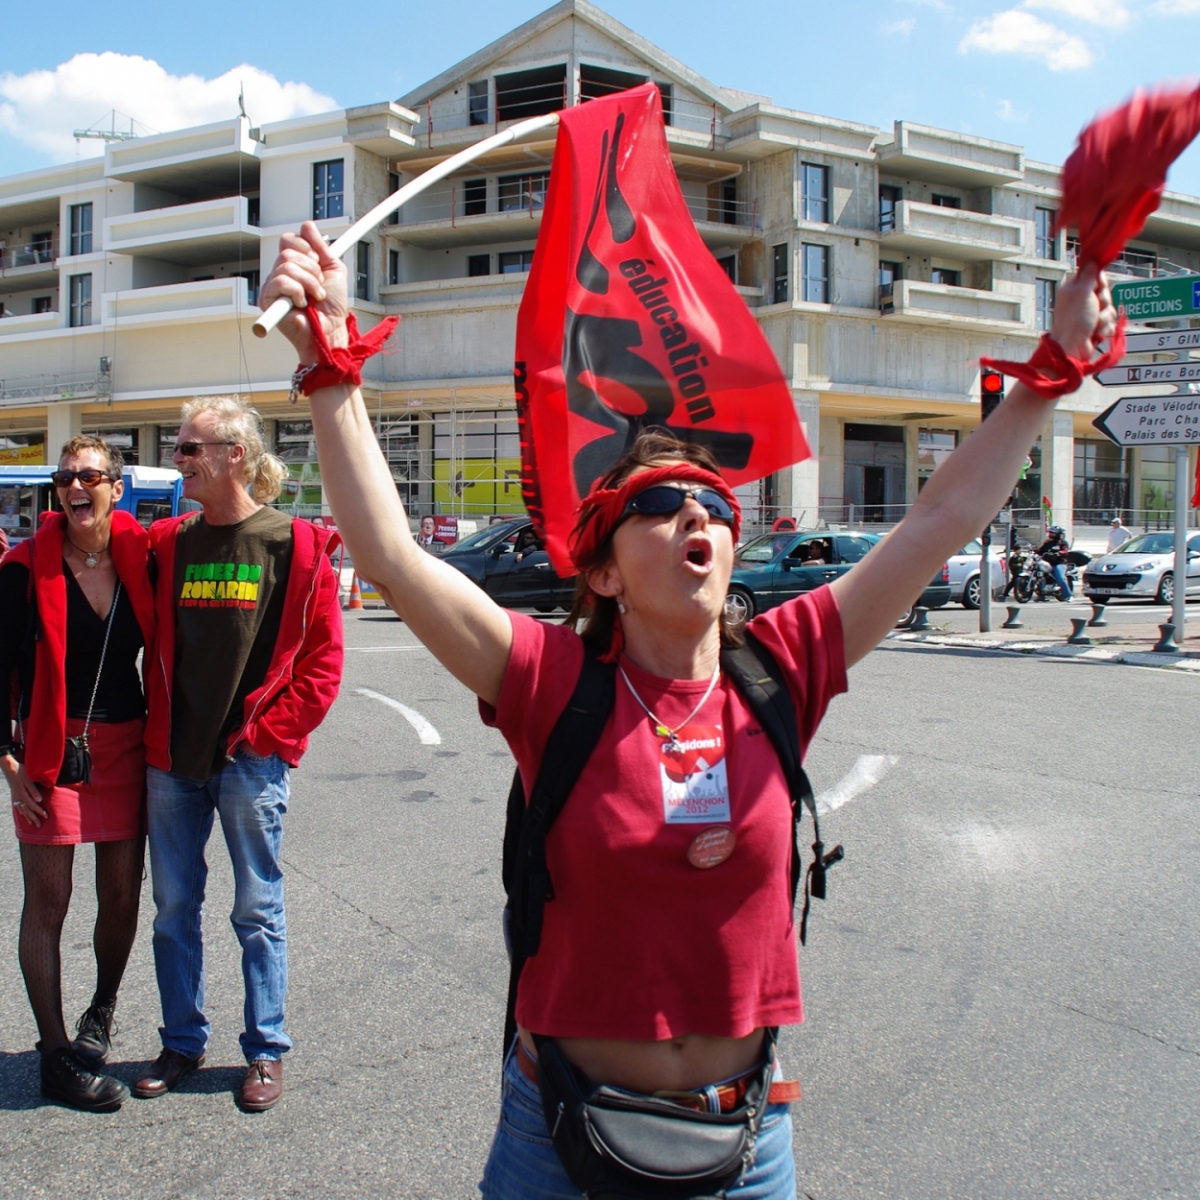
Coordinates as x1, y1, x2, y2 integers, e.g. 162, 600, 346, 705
261, 226, 1115, 1198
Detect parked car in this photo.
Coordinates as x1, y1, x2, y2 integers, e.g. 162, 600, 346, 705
1082, 530, 1200, 604
441, 516, 577, 611
946, 539, 1008, 609
725, 529, 950, 622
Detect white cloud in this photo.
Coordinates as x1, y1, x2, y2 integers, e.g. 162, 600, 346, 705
1023, 0, 1131, 27
996, 98, 1031, 120
0, 53, 336, 163
959, 9, 1095, 69
1153, 0, 1200, 12
883, 17, 918, 35
901, 0, 953, 11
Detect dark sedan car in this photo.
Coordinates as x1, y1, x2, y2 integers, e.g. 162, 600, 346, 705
441, 517, 577, 611
725, 529, 950, 622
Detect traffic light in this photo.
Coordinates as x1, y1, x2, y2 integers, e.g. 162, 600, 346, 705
980, 367, 1005, 421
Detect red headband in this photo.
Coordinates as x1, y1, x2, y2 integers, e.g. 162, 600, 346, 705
568, 463, 742, 571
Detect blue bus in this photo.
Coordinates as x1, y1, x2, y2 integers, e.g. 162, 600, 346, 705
0, 465, 186, 546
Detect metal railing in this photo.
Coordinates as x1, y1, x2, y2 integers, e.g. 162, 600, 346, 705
0, 369, 109, 405
1, 240, 57, 271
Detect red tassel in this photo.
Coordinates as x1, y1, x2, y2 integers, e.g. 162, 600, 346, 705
297, 310, 399, 395
981, 322, 1126, 401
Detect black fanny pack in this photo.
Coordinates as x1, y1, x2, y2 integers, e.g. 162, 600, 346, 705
533, 1031, 776, 1200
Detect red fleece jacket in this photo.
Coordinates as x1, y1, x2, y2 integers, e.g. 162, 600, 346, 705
144, 513, 344, 771
2, 510, 157, 787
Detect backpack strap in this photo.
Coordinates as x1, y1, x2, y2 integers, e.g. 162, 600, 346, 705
720, 632, 843, 945
501, 648, 617, 1056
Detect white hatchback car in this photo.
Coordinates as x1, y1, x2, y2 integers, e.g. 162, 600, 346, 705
1082, 530, 1200, 604
947, 540, 1007, 609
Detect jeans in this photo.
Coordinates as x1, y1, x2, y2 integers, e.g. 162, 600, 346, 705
146, 749, 291, 1062
479, 1041, 797, 1199
1051, 564, 1072, 600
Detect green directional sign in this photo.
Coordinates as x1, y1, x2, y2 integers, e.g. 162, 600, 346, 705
1111, 274, 1200, 320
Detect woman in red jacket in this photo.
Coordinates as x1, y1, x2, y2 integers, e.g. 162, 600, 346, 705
0, 436, 156, 1112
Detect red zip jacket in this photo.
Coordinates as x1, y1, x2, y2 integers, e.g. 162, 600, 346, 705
144, 513, 344, 771
2, 510, 157, 787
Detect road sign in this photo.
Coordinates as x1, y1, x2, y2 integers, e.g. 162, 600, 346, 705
1096, 361, 1200, 386
1092, 394, 1200, 445
1112, 275, 1200, 320
1121, 328, 1200, 354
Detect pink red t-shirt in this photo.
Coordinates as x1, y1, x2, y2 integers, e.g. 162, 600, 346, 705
481, 585, 847, 1041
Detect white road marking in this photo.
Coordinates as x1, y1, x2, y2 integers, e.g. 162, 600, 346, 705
355, 688, 442, 745
815, 754, 898, 815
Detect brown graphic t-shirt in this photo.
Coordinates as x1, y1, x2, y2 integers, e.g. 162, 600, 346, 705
170, 507, 294, 780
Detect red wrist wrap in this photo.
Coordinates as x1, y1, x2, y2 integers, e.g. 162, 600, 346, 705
295, 310, 399, 396
980, 317, 1126, 400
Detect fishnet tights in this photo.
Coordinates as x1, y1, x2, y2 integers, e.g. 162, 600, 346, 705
19, 837, 145, 1052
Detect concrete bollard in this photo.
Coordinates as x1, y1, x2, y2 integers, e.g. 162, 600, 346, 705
909, 607, 931, 631
1088, 604, 1108, 627
1152, 623, 1180, 654
1002, 605, 1023, 629
1067, 618, 1091, 645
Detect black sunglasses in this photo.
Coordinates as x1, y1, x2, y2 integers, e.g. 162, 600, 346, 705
174, 441, 237, 457
51, 468, 117, 488
622, 485, 736, 524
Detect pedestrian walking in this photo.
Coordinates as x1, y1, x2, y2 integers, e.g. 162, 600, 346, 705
1107, 517, 1133, 553
1, 436, 156, 1111
260, 227, 1117, 1197
134, 398, 343, 1112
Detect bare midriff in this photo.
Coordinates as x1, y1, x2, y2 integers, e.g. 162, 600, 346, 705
519, 1025, 765, 1094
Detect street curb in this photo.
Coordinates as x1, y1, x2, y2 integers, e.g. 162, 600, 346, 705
883, 630, 1200, 673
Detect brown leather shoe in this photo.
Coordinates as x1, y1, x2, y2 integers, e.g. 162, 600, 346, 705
240, 1059, 283, 1112
133, 1048, 204, 1099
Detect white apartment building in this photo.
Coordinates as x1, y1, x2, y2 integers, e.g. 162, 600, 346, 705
2, 0, 1198, 536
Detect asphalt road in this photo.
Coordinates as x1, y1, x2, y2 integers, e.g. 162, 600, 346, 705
1, 609, 1197, 1199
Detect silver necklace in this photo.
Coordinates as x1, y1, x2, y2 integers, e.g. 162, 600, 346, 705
619, 658, 721, 751
67, 536, 108, 569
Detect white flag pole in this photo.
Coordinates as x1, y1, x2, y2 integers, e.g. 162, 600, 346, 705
252, 110, 561, 338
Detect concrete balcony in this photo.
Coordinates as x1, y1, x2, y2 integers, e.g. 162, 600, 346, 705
724, 103, 879, 161
880, 201, 1025, 261
345, 101, 419, 156
1141, 190, 1200, 251
104, 196, 261, 266
105, 117, 261, 199
882, 279, 1024, 330
0, 238, 59, 286
101, 277, 252, 328
379, 271, 528, 313
0, 310, 61, 337
876, 121, 1024, 189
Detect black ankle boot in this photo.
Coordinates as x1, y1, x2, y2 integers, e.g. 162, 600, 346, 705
39, 1042, 129, 1112
72, 995, 117, 1064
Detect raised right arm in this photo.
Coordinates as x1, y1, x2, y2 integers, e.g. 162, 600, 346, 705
259, 223, 512, 708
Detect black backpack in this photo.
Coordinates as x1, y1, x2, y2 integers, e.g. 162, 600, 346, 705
500, 629, 843, 1055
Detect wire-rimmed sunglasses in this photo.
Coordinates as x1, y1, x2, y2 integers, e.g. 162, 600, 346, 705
50, 468, 118, 488
621, 485, 736, 525
173, 441, 237, 457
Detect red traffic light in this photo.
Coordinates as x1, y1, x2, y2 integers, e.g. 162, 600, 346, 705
981, 369, 1005, 394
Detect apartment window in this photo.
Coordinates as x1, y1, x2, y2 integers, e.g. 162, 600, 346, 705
718, 179, 738, 225
31, 231, 53, 263
879, 185, 901, 233
931, 194, 961, 209
355, 243, 371, 301
1035, 208, 1057, 260
931, 267, 960, 287
656, 82, 674, 126
468, 253, 490, 277
879, 260, 901, 305
771, 243, 789, 304
33, 296, 53, 314
1036, 278, 1056, 332
801, 244, 829, 303
69, 204, 92, 256
313, 160, 344, 220
580, 64, 646, 102
389, 249, 400, 285
247, 196, 260, 226
499, 172, 549, 212
498, 250, 534, 274
387, 173, 400, 225
239, 270, 260, 305
463, 178, 487, 216
1074, 438, 1130, 513
716, 254, 736, 283
802, 163, 828, 223
1066, 235, 1080, 268
495, 65, 566, 122
468, 80, 489, 126
68, 274, 91, 327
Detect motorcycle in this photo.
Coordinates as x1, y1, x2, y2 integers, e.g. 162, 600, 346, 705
1011, 548, 1091, 603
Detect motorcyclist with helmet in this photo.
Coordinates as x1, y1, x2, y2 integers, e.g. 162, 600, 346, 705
1036, 526, 1072, 601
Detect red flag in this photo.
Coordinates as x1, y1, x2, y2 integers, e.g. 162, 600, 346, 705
1059, 82, 1200, 269
515, 83, 809, 576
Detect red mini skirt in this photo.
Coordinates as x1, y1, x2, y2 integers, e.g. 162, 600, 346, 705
13, 717, 146, 846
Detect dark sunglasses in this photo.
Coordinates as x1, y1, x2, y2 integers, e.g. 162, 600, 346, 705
173, 441, 237, 457
622, 486, 735, 524
51, 468, 117, 488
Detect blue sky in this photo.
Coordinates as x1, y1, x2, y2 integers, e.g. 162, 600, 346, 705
4, 0, 1200, 192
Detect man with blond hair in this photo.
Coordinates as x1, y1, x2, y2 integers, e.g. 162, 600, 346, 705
134, 397, 343, 1112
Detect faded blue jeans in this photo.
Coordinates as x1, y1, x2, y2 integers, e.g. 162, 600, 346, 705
479, 1039, 797, 1199
146, 748, 291, 1063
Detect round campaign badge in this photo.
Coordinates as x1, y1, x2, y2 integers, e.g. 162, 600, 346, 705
687, 826, 736, 870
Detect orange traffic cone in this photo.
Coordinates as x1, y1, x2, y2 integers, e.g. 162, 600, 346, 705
347, 578, 364, 610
